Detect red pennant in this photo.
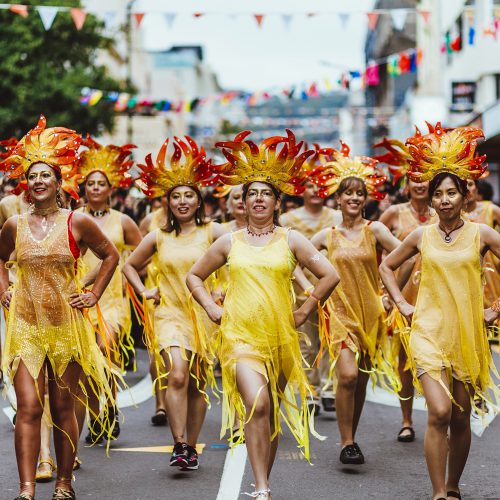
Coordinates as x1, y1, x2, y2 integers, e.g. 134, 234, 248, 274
133, 12, 145, 27
450, 35, 461, 52
9, 4, 28, 17
254, 14, 264, 27
419, 10, 431, 24
367, 12, 379, 30
193, 12, 203, 18
398, 52, 411, 73
71, 8, 86, 30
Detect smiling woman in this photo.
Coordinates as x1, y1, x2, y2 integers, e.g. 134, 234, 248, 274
379, 123, 500, 500
0, 116, 120, 500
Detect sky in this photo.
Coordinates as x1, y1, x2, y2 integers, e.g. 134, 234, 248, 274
132, 0, 376, 92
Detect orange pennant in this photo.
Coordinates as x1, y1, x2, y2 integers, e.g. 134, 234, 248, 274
10, 4, 29, 18
71, 8, 86, 30
133, 12, 145, 27
254, 14, 264, 27
193, 12, 203, 18
419, 10, 431, 24
367, 12, 379, 30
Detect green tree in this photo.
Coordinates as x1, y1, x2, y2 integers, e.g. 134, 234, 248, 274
0, 0, 128, 138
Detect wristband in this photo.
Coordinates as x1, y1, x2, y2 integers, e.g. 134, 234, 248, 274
88, 289, 99, 301
491, 298, 500, 313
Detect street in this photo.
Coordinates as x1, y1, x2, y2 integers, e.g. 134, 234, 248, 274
1, 348, 499, 500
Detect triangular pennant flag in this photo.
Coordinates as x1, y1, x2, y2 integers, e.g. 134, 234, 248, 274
103, 11, 118, 31
391, 9, 408, 31
133, 13, 145, 28
193, 12, 203, 18
281, 14, 293, 30
338, 12, 350, 29
10, 4, 28, 18
419, 10, 431, 25
367, 12, 379, 31
165, 13, 177, 28
254, 14, 264, 27
71, 8, 87, 30
307, 13, 317, 18
37, 6, 58, 30
468, 26, 476, 45
366, 62, 379, 86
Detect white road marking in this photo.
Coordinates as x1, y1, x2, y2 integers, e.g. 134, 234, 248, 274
216, 444, 248, 500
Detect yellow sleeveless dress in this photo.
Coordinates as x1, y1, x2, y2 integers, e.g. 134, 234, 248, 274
219, 227, 318, 459
325, 224, 397, 389
465, 201, 500, 309
78, 208, 133, 366
152, 223, 216, 394
404, 222, 500, 407
1, 210, 116, 431
389, 203, 438, 370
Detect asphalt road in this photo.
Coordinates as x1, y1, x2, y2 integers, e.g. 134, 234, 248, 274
1, 348, 499, 500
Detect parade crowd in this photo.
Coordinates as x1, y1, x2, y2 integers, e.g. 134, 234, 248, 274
0, 117, 499, 500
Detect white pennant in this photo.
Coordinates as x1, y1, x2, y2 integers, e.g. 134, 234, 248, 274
281, 14, 293, 30
103, 11, 117, 31
165, 12, 177, 28
390, 9, 408, 31
338, 12, 350, 29
37, 6, 58, 31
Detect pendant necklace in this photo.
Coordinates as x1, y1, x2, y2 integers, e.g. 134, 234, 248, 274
438, 219, 464, 243
410, 203, 430, 223
31, 206, 59, 233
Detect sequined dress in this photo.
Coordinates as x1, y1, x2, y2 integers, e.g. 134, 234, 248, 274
404, 222, 500, 407
2, 211, 115, 420
325, 224, 397, 388
219, 227, 318, 459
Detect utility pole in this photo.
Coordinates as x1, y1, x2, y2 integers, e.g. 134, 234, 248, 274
125, 0, 136, 143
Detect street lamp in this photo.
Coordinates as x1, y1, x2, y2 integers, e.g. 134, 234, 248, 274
125, 0, 137, 143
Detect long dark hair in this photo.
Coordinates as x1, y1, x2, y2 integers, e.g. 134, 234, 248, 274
242, 181, 281, 226
428, 172, 468, 200
162, 185, 207, 236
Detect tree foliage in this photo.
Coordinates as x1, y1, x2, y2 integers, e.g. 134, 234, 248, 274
0, 0, 128, 138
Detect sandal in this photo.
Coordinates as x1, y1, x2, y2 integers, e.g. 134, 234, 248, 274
73, 456, 82, 471
397, 426, 415, 442
35, 457, 56, 482
52, 477, 75, 500
447, 491, 461, 499
151, 408, 167, 426
14, 481, 35, 500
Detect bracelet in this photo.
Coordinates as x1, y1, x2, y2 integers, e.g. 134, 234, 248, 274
309, 292, 320, 302
491, 298, 500, 313
88, 289, 99, 301
304, 286, 314, 297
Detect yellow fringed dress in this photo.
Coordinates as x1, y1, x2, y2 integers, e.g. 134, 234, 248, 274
325, 224, 397, 388
219, 227, 317, 459
1, 210, 116, 427
78, 208, 134, 364
152, 223, 216, 392
405, 222, 500, 406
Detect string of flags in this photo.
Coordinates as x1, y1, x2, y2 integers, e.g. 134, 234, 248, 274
80, 46, 423, 113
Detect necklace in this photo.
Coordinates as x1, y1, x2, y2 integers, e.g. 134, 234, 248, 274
31, 206, 59, 233
88, 207, 109, 218
247, 224, 276, 237
438, 219, 464, 243
409, 202, 431, 223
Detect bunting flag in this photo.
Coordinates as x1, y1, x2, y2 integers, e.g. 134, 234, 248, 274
390, 9, 407, 31
398, 52, 411, 72
367, 12, 379, 30
71, 8, 86, 30
10, 4, 28, 17
133, 12, 145, 28
193, 12, 203, 18
254, 14, 264, 27
281, 14, 293, 30
419, 10, 431, 25
366, 62, 379, 86
338, 12, 350, 29
37, 6, 58, 30
165, 12, 177, 28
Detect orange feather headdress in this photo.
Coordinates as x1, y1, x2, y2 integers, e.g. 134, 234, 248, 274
214, 129, 314, 195
405, 122, 487, 182
372, 137, 413, 185
137, 136, 218, 198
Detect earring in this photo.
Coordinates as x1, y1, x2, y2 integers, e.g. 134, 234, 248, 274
56, 190, 62, 207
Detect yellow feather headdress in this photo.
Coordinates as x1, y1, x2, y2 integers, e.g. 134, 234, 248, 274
214, 129, 314, 195
0, 115, 83, 199
137, 136, 218, 198
405, 122, 487, 182
310, 141, 387, 199
77, 135, 136, 188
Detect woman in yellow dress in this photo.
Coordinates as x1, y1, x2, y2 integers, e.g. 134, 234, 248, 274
75, 136, 142, 444
187, 130, 339, 499
123, 136, 226, 471
379, 123, 500, 500
0, 116, 119, 500
375, 138, 438, 442
309, 142, 401, 465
